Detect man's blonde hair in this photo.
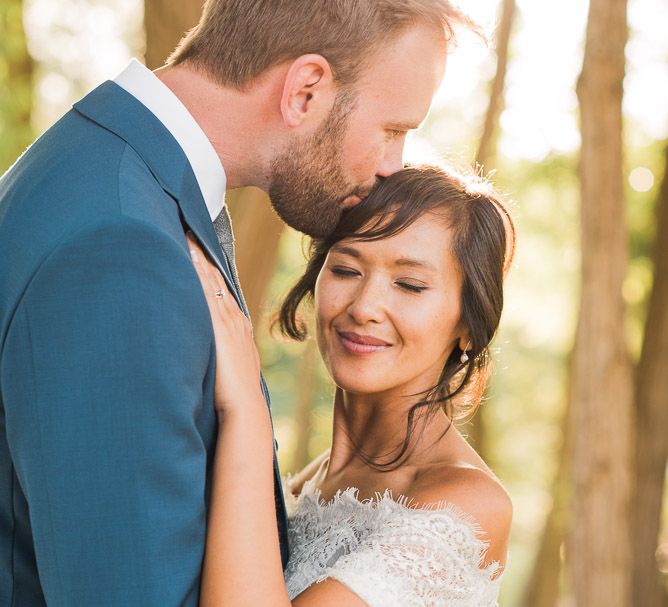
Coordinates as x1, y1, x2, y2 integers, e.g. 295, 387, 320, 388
169, 0, 477, 89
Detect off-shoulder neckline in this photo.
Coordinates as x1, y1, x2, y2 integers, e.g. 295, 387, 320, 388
294, 474, 486, 523
285, 475, 504, 580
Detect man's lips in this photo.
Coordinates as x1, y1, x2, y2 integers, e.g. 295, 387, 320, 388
337, 331, 392, 354
341, 193, 368, 209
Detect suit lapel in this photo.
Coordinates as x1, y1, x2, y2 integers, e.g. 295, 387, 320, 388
73, 81, 239, 302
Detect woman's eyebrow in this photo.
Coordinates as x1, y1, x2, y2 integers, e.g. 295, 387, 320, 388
331, 245, 436, 272
394, 257, 437, 271
330, 244, 361, 258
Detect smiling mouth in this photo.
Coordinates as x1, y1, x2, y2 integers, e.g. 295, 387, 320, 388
337, 331, 392, 355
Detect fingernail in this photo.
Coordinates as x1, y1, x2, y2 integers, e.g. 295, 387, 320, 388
190, 248, 199, 263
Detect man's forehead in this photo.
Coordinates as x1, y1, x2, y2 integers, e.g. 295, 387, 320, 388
358, 28, 446, 95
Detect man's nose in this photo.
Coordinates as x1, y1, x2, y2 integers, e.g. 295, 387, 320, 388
375, 137, 405, 178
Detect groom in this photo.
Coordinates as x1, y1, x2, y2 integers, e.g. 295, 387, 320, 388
0, 1, 463, 605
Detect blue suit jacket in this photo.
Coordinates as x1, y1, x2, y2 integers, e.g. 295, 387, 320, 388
0, 81, 290, 606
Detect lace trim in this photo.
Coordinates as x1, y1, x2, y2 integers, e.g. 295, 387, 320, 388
288, 475, 501, 569
283, 475, 503, 605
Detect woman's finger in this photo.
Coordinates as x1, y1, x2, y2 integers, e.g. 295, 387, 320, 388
187, 233, 222, 291
186, 232, 237, 318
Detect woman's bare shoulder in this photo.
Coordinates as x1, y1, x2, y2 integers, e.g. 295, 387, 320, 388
408, 462, 513, 568
285, 449, 331, 497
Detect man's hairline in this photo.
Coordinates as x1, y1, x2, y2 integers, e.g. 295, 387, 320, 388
172, 18, 449, 96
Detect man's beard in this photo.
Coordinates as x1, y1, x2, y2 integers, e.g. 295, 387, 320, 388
268, 90, 366, 238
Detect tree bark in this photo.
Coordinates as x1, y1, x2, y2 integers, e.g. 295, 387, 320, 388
226, 188, 285, 327
291, 338, 319, 472
520, 401, 571, 607
0, 0, 34, 173
569, 1, 634, 605
632, 142, 668, 606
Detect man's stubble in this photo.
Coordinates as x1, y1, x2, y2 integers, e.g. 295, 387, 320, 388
268, 89, 367, 238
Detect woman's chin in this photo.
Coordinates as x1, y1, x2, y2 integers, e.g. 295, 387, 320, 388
331, 372, 394, 396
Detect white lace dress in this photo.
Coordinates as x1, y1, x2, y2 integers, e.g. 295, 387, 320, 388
283, 477, 503, 606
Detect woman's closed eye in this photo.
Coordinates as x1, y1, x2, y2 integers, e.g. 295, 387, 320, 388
331, 267, 428, 293
331, 266, 360, 278
395, 280, 428, 294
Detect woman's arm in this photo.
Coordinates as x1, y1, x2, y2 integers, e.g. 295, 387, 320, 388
201, 401, 289, 606
188, 234, 289, 607
188, 235, 365, 607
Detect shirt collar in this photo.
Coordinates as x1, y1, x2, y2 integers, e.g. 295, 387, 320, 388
113, 58, 226, 220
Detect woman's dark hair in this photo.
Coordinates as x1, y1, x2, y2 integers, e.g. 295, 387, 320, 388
278, 164, 515, 468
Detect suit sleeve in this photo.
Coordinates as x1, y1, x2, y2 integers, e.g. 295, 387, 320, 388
1, 217, 216, 606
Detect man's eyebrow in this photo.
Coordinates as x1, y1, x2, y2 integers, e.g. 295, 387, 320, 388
394, 257, 437, 271
385, 121, 421, 131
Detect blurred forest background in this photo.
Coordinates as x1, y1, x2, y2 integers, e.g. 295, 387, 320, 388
1, 0, 667, 605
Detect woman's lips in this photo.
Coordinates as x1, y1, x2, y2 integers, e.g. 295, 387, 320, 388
337, 331, 392, 355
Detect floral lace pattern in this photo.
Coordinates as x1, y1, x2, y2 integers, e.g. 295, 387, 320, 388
283, 477, 502, 606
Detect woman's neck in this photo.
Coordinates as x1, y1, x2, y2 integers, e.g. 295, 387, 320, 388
325, 387, 454, 476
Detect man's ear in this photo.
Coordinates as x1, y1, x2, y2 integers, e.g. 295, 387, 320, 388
280, 54, 336, 129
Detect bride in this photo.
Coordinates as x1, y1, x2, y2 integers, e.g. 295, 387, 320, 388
186, 163, 515, 606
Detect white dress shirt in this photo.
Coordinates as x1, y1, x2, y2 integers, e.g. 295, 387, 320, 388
114, 58, 226, 221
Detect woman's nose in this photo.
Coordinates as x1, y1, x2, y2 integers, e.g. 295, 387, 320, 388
346, 280, 386, 325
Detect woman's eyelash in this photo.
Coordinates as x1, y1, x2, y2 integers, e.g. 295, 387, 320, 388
330, 267, 427, 293
396, 282, 428, 293
331, 267, 359, 277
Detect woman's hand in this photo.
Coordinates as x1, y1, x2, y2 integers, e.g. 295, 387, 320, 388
186, 232, 263, 415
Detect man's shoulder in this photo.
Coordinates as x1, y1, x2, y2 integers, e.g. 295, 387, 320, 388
1, 108, 129, 216
0, 112, 185, 316
0, 104, 179, 243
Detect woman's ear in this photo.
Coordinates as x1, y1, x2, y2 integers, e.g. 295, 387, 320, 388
280, 54, 336, 129
458, 334, 472, 353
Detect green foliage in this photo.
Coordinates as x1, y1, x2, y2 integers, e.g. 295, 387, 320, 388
0, 0, 34, 174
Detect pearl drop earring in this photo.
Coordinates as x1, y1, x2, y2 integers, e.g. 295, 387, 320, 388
460, 342, 471, 364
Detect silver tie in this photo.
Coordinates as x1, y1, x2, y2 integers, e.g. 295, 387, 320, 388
213, 205, 249, 316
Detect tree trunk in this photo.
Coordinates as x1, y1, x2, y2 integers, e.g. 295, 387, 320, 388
143, 0, 202, 70
632, 142, 668, 606
0, 0, 34, 173
461, 0, 517, 458
226, 188, 284, 327
291, 338, 319, 472
475, 0, 516, 170
569, 1, 634, 605
520, 400, 571, 607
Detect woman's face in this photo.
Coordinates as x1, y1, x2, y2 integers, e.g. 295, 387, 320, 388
314, 212, 468, 399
